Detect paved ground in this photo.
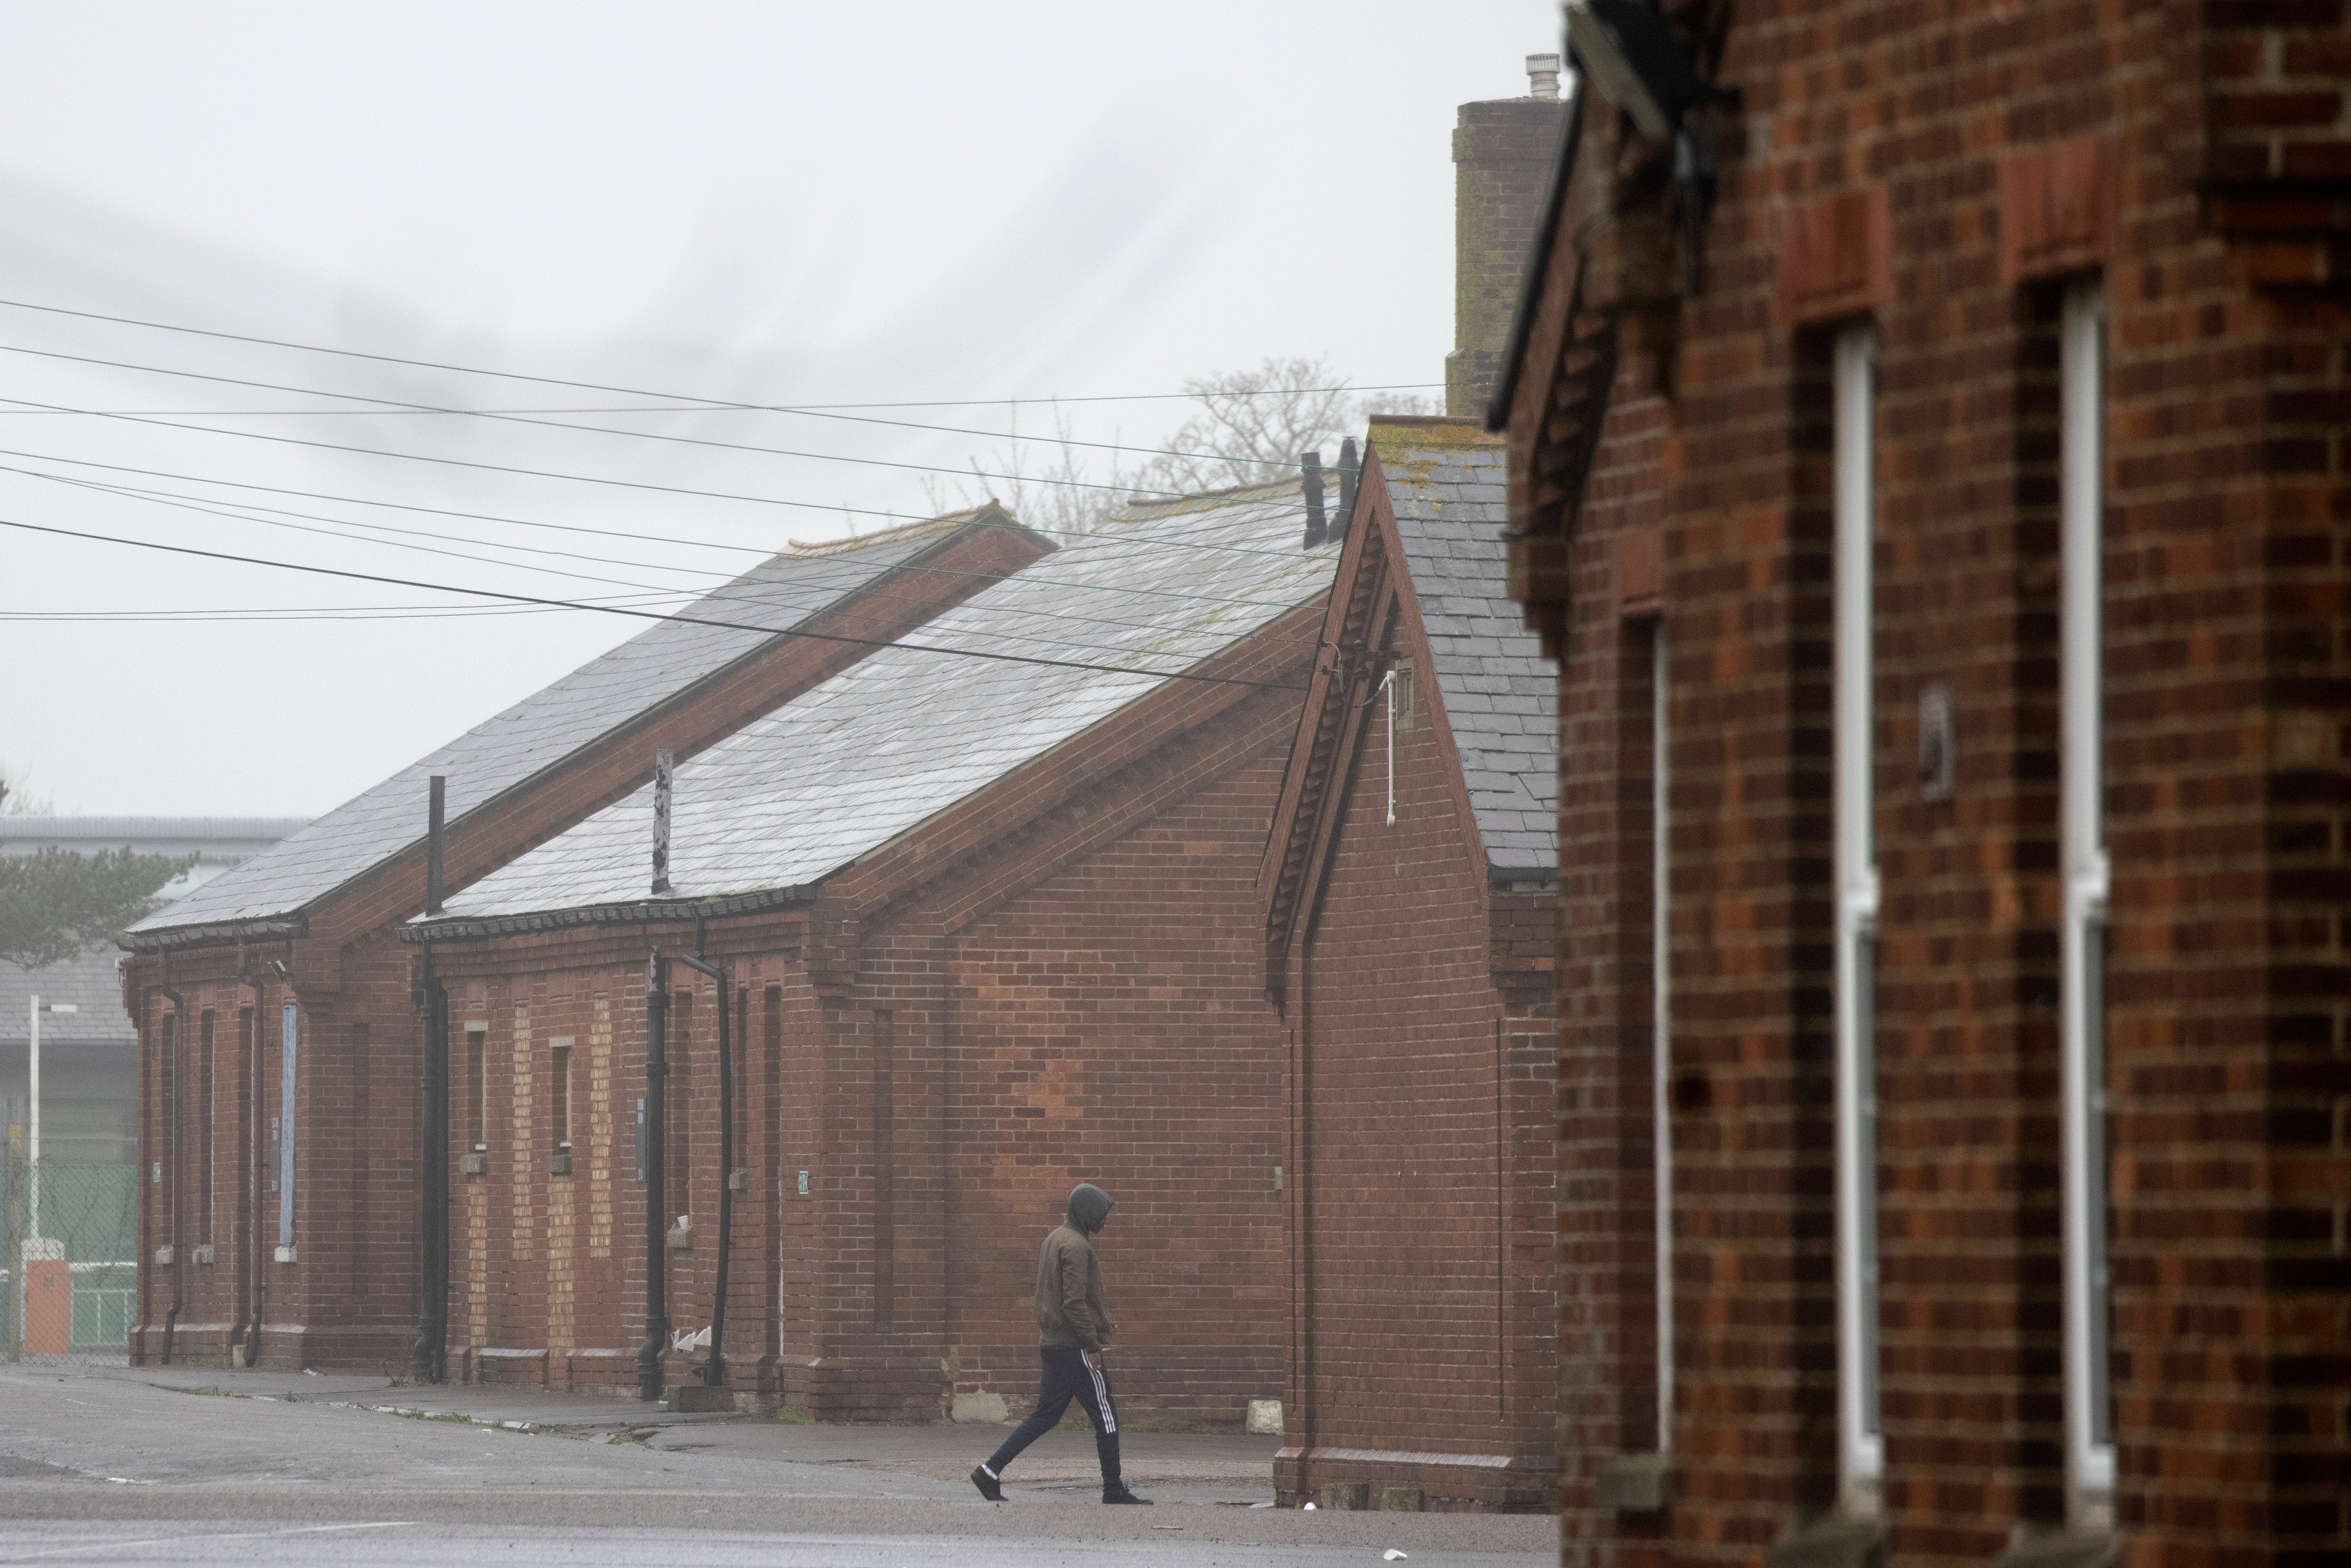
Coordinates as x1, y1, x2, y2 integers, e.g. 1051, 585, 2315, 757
0, 1365, 1554, 1565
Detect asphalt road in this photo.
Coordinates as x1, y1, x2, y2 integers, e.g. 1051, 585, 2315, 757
0, 1365, 1555, 1566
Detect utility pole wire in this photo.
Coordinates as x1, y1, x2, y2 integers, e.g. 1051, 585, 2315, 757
0, 517, 1310, 694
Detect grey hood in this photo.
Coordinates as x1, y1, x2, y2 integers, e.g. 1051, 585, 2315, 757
1066, 1183, 1114, 1235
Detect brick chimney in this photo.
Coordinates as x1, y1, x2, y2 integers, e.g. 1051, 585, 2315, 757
1446, 54, 1569, 420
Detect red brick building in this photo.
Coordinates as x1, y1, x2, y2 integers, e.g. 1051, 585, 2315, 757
1498, 3, 2349, 1566
1262, 416, 1559, 1511
402, 481, 1338, 1419
120, 509, 1047, 1373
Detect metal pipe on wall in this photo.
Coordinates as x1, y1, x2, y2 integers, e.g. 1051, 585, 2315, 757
675, 949, 733, 1391
638, 948, 670, 1402
1336, 437, 1360, 545
413, 955, 448, 1383
413, 776, 450, 1384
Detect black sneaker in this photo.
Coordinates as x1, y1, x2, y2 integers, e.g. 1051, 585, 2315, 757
970, 1465, 1005, 1502
1103, 1483, 1153, 1505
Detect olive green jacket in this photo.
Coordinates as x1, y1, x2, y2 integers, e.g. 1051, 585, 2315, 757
1035, 1223, 1114, 1352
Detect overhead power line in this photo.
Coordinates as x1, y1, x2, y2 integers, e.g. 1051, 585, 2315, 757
6, 469, 1266, 665
0, 518, 1312, 693
0, 293, 1429, 417
0, 603, 578, 623
7, 461, 1307, 618
0, 341, 1353, 505
0, 439, 1337, 566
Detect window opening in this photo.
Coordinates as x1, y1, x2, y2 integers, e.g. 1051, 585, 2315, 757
157, 1014, 176, 1195
551, 1038, 574, 1153
464, 1023, 487, 1152
668, 990, 692, 1230
277, 1004, 296, 1249
1652, 622, 1674, 1454
198, 1011, 215, 1243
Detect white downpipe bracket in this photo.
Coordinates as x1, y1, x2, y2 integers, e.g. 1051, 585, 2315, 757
2059, 280, 2117, 1523
1831, 324, 1883, 1508
1378, 669, 1397, 826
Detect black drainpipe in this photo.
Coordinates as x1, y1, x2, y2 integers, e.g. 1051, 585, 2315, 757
1301, 451, 1327, 550
158, 955, 186, 1365
676, 939, 733, 1393
639, 947, 670, 1401
1336, 437, 1360, 545
413, 775, 450, 1384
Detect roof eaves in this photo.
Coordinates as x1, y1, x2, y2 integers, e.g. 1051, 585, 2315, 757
401, 882, 822, 946
116, 913, 308, 955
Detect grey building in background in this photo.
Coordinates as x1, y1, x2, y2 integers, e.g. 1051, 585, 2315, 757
1, 819, 309, 1163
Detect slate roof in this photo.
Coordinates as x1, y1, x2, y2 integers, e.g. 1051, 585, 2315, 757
1369, 418, 1558, 874
419, 480, 1337, 928
0, 947, 133, 1046
129, 507, 1032, 940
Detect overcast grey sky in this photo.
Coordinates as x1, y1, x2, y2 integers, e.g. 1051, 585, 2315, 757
0, 1, 1559, 817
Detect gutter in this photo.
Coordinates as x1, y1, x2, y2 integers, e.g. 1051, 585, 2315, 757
1488, 863, 1560, 892
118, 915, 307, 957
400, 883, 822, 946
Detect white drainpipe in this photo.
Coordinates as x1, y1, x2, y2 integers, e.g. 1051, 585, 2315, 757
1833, 323, 1883, 1509
2060, 280, 2116, 1527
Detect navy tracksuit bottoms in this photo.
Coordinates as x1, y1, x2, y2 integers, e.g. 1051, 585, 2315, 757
981, 1345, 1121, 1485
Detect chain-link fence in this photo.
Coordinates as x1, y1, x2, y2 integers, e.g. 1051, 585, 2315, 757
0, 1155, 137, 1364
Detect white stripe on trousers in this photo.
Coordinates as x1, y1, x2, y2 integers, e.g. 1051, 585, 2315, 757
1087, 1358, 1117, 1434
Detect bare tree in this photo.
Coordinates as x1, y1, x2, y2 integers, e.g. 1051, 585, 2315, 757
1127, 357, 1359, 497
0, 761, 54, 816
921, 401, 1140, 538
924, 357, 1441, 535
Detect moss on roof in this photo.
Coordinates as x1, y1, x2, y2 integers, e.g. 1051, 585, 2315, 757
1366, 415, 1503, 454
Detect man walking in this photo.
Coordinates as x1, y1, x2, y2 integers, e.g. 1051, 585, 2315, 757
971, 1182, 1151, 1505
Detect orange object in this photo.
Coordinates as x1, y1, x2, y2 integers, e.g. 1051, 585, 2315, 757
22, 1241, 67, 1355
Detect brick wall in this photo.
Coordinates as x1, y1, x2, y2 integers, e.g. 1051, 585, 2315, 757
1504, 3, 2348, 1565
1265, 460, 1561, 1514
305, 607, 1324, 1427
939, 749, 1290, 1422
